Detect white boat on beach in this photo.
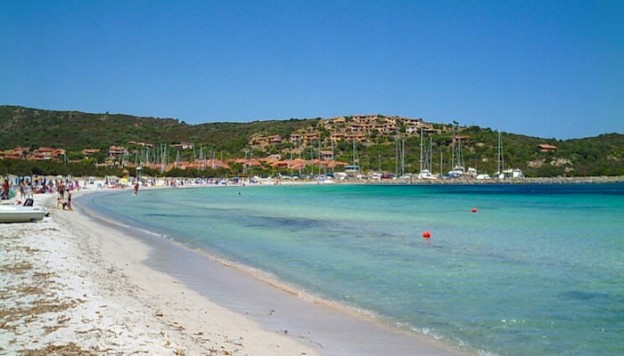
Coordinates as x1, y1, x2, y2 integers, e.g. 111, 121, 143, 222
0, 205, 47, 223
417, 169, 437, 180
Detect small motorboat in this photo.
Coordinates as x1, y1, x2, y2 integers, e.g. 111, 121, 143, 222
0, 205, 47, 223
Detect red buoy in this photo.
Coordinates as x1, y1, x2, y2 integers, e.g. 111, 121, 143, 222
471, 208, 478, 213
422, 231, 431, 239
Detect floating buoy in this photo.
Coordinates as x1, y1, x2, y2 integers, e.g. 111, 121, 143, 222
471, 208, 478, 213
422, 231, 431, 239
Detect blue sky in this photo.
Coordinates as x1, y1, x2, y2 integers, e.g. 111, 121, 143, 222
1, 0, 622, 139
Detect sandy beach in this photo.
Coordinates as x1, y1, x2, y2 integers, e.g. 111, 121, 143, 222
1, 189, 462, 355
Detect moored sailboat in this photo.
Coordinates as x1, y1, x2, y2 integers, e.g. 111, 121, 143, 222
417, 129, 437, 180
494, 131, 524, 179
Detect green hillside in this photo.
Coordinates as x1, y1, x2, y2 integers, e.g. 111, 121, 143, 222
1, 105, 623, 177
0, 106, 312, 154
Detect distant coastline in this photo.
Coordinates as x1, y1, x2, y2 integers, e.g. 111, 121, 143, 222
266, 175, 624, 186
2, 106, 624, 178
368, 175, 624, 185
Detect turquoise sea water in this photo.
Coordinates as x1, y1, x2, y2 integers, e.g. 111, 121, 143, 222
87, 183, 624, 355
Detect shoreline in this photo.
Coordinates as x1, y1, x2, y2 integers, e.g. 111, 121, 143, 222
78, 189, 466, 355
1, 189, 466, 355
1, 192, 319, 355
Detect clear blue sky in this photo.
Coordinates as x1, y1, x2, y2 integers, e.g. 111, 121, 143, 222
1, 0, 622, 139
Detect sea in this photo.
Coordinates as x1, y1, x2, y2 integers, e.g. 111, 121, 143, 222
84, 183, 624, 355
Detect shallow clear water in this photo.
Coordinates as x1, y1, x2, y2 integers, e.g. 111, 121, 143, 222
89, 183, 624, 355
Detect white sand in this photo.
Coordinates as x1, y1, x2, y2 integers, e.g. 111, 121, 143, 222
1, 190, 465, 355
0, 193, 317, 355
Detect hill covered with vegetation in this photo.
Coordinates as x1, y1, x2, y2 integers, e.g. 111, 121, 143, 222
1, 105, 623, 177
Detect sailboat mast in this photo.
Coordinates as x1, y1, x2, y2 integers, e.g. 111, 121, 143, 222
352, 138, 359, 173
451, 126, 455, 170
429, 136, 433, 172
394, 135, 399, 175
402, 138, 405, 176
454, 134, 462, 170
419, 128, 424, 172
500, 132, 504, 172
440, 151, 443, 176
497, 131, 504, 174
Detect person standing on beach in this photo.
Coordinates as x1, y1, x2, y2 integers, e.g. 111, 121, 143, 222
58, 191, 73, 210
1, 178, 10, 200
65, 191, 73, 210
58, 181, 65, 199
133, 180, 139, 195
24, 181, 33, 199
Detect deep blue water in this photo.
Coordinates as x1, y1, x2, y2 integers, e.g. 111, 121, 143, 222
87, 183, 624, 355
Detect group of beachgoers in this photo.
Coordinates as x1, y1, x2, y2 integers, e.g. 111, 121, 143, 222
55, 181, 74, 210
2, 176, 37, 202
1, 175, 82, 207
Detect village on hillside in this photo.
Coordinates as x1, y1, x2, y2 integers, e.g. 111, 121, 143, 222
0, 115, 434, 166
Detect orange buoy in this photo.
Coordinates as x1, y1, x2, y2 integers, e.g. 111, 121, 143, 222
471, 208, 478, 213
422, 231, 431, 239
